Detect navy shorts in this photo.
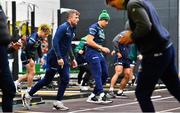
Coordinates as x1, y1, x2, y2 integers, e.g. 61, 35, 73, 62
114, 56, 131, 68
21, 51, 35, 65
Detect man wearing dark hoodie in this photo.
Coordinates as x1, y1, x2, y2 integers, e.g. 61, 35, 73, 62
106, 0, 180, 112
0, 4, 20, 112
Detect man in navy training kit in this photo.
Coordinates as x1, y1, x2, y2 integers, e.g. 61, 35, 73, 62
85, 10, 112, 104
106, 0, 180, 112
14, 24, 51, 92
107, 31, 132, 98
22, 9, 80, 111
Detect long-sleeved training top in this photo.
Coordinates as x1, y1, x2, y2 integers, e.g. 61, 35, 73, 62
124, 0, 171, 55
23, 32, 42, 59
52, 21, 76, 60
112, 32, 130, 59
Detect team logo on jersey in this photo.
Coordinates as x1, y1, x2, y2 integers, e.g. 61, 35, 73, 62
34, 40, 41, 48
98, 30, 105, 39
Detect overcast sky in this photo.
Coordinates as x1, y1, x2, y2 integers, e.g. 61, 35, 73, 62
1, 0, 60, 27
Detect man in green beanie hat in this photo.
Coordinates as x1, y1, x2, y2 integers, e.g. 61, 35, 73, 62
85, 10, 112, 104
98, 10, 110, 21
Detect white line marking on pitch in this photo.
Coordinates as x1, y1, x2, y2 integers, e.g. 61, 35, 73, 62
151, 95, 162, 99
134, 95, 162, 101
158, 107, 180, 112
68, 101, 139, 113
68, 96, 173, 113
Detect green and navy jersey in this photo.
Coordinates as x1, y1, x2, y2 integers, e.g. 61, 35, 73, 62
88, 22, 105, 46
23, 32, 42, 59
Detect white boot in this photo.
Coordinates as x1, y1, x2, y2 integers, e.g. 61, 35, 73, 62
14, 81, 21, 92
53, 101, 69, 111
86, 93, 99, 103
98, 92, 113, 104
22, 92, 32, 110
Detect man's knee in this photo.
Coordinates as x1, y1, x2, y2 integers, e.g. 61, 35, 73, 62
123, 74, 131, 81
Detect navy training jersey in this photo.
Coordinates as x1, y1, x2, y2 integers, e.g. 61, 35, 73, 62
52, 22, 76, 59
118, 44, 130, 59
88, 22, 105, 46
23, 32, 42, 59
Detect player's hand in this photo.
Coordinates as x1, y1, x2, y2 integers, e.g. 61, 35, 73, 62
111, 50, 115, 56
71, 59, 78, 68
117, 52, 122, 58
137, 54, 143, 60
101, 47, 110, 54
78, 50, 84, 54
58, 58, 64, 68
10, 42, 21, 50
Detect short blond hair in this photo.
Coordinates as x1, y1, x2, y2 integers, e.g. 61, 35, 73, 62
38, 24, 51, 35
67, 9, 80, 19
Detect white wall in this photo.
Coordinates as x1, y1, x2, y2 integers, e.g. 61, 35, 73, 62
1, 0, 59, 27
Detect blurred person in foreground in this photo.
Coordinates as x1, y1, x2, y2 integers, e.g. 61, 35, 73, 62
0, 3, 21, 112
106, 0, 180, 112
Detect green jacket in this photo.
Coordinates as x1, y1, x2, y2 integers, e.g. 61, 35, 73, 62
74, 37, 87, 54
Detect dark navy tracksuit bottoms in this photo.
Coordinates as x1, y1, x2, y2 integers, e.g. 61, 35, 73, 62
135, 45, 180, 112
0, 45, 16, 112
29, 51, 70, 101
85, 49, 108, 95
